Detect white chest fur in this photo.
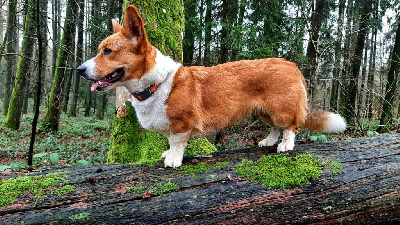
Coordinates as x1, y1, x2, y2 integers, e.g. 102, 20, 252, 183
127, 50, 181, 134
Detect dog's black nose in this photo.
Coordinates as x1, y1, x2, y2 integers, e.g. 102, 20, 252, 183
77, 65, 86, 76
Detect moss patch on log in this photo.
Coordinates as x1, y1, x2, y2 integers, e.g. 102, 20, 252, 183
179, 161, 230, 177
128, 181, 180, 198
236, 154, 324, 189
0, 171, 74, 208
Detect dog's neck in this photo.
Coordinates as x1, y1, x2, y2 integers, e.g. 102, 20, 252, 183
121, 48, 181, 95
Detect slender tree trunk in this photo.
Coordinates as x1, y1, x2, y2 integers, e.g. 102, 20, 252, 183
196, 0, 204, 64
29, 0, 45, 166
339, 0, 355, 114
231, 0, 246, 61
377, 18, 400, 133
183, 0, 196, 66
51, 0, 60, 78
2, 0, 18, 116
42, 0, 77, 132
345, 0, 372, 120
366, 1, 378, 118
203, 0, 212, 66
4, 0, 36, 130
68, 0, 85, 117
93, 0, 107, 120
304, 0, 327, 98
358, 34, 370, 117
330, 0, 346, 110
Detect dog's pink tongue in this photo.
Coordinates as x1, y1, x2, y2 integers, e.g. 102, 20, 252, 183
91, 82, 99, 92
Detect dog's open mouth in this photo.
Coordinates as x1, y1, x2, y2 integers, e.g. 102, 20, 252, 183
91, 68, 124, 91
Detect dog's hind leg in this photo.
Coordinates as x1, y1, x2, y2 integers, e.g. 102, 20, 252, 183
161, 131, 191, 168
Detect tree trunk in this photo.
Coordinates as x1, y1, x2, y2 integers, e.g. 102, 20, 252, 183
366, 3, 378, 118
2, 134, 400, 224
51, 0, 60, 78
330, 0, 346, 110
68, 0, 85, 117
219, 0, 238, 64
203, 0, 212, 66
42, 0, 77, 132
196, 0, 204, 64
304, 0, 327, 98
2, 0, 18, 116
344, 0, 372, 120
4, 0, 36, 130
377, 17, 400, 133
28, 0, 45, 166
183, 0, 196, 66
358, 40, 370, 117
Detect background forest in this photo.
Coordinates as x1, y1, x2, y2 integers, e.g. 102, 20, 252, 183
0, 0, 399, 170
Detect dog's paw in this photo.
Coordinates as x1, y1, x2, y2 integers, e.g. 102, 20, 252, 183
277, 142, 295, 153
163, 152, 183, 168
258, 138, 277, 147
161, 150, 170, 159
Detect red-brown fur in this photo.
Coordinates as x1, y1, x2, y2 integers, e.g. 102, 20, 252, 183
166, 59, 309, 135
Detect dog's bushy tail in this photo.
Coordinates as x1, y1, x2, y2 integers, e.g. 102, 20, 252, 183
302, 104, 347, 133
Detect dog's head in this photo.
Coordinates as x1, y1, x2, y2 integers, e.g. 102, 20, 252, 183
77, 5, 156, 92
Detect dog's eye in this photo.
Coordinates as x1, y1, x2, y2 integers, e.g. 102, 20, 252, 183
104, 48, 112, 55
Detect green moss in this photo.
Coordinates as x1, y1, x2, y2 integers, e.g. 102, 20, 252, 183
69, 212, 90, 220
0, 171, 75, 208
107, 102, 139, 164
128, 181, 179, 198
325, 159, 345, 176
123, 0, 184, 61
179, 161, 230, 177
186, 138, 217, 156
135, 129, 169, 165
236, 154, 323, 189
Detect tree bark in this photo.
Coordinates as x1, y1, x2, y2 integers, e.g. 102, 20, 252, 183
377, 18, 400, 133
330, 0, 346, 110
2, 0, 18, 116
304, 0, 328, 98
4, 0, 36, 130
183, 0, 196, 66
68, 0, 85, 117
28, 0, 45, 166
345, 0, 372, 120
1, 133, 400, 224
42, 0, 77, 132
203, 0, 212, 66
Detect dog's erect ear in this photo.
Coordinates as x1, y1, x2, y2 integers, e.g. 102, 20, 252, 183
112, 19, 122, 33
122, 5, 146, 42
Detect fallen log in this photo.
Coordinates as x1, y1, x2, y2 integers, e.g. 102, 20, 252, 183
1, 133, 400, 224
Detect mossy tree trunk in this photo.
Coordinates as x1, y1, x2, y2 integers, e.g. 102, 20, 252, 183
107, 0, 184, 163
4, 0, 36, 130
42, 0, 77, 132
2, 0, 18, 116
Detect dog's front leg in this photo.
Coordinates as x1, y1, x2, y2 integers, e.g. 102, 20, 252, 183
161, 131, 191, 168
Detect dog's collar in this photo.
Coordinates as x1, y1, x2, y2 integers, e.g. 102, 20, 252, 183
132, 83, 160, 101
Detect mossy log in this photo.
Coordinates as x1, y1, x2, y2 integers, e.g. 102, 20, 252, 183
1, 133, 400, 224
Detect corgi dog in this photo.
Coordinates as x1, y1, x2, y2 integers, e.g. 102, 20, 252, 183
77, 5, 346, 168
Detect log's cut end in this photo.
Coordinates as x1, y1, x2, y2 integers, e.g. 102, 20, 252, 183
1, 133, 399, 224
